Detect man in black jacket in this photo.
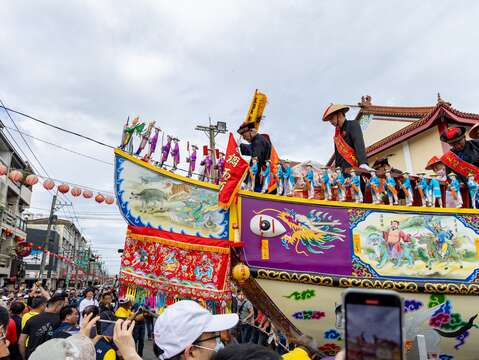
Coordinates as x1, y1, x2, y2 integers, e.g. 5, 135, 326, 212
440, 126, 479, 183
238, 123, 272, 192
323, 104, 371, 172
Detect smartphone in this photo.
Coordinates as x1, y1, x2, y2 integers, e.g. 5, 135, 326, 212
343, 289, 404, 360
97, 319, 115, 337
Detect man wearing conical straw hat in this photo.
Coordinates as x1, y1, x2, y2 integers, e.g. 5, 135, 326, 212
322, 104, 371, 172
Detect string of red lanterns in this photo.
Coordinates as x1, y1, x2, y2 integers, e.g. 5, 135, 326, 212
17, 241, 91, 266
0, 168, 115, 205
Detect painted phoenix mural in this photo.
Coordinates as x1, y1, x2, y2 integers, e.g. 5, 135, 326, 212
241, 197, 352, 275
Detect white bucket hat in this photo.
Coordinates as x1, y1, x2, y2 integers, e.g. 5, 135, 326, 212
154, 300, 239, 359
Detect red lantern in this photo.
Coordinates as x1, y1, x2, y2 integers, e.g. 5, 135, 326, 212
71, 187, 82, 197
105, 196, 115, 205
8, 170, 23, 182
24, 174, 39, 186
15, 241, 32, 257
0, 164, 7, 176
43, 179, 55, 190
58, 183, 70, 193
83, 190, 93, 199
95, 194, 105, 203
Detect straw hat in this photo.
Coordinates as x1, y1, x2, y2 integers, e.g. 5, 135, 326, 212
425, 156, 442, 170
322, 104, 350, 121
469, 123, 479, 139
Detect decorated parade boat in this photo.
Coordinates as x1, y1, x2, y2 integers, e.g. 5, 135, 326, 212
115, 92, 479, 359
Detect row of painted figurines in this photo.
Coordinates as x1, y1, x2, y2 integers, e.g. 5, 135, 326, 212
248, 158, 478, 209
119, 118, 225, 181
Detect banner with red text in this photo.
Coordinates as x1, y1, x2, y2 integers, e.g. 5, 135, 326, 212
218, 133, 249, 209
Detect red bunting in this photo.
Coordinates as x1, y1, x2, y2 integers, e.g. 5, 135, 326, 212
218, 133, 249, 209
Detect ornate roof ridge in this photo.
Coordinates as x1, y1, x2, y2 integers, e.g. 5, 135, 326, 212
365, 102, 479, 155
359, 105, 434, 118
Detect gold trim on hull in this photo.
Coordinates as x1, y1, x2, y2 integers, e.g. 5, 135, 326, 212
255, 269, 479, 295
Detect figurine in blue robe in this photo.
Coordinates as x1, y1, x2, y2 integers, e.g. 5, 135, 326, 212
385, 171, 398, 205
249, 157, 258, 192
349, 169, 363, 203
467, 173, 478, 209
448, 173, 462, 208
305, 164, 315, 199
367, 169, 382, 204
401, 172, 413, 206
334, 168, 346, 201
283, 160, 295, 196
429, 173, 443, 208
276, 162, 284, 196
320, 167, 332, 200
261, 160, 271, 194
416, 173, 429, 207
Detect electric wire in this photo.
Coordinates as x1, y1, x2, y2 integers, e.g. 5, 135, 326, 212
0, 105, 115, 149
0, 100, 106, 261
3, 126, 113, 166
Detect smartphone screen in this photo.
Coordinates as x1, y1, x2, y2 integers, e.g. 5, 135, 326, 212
344, 290, 403, 360
98, 320, 115, 337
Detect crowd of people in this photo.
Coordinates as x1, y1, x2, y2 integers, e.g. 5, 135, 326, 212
0, 283, 145, 360
0, 283, 344, 360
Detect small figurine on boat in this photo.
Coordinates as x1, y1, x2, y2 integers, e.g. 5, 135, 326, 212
170, 137, 180, 171
320, 166, 332, 200
334, 167, 346, 202
467, 173, 478, 208
416, 173, 429, 207
349, 169, 363, 203
304, 163, 315, 199
186, 144, 198, 178
283, 160, 294, 196
385, 170, 398, 205
448, 173, 463, 208
160, 135, 172, 168
428, 173, 443, 208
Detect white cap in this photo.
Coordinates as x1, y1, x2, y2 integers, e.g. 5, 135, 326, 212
154, 300, 238, 359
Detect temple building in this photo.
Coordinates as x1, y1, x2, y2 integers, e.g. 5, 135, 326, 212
329, 94, 479, 174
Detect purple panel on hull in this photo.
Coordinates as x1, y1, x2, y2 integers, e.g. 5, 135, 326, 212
240, 197, 352, 275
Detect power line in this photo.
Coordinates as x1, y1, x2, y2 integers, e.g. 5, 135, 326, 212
0, 105, 115, 149
3, 126, 113, 166
1, 99, 88, 240
0, 100, 53, 178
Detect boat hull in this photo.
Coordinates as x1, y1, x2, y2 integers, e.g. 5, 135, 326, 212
114, 149, 479, 358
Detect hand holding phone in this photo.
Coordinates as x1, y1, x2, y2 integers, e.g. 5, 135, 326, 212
343, 289, 404, 360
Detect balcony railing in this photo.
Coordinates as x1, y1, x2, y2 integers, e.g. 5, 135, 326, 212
0, 209, 27, 232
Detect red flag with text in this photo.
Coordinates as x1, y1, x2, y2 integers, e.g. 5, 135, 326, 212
218, 133, 249, 209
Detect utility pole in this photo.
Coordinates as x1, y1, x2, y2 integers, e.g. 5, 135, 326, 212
38, 194, 57, 282
73, 236, 80, 289
195, 118, 228, 182
38, 193, 72, 282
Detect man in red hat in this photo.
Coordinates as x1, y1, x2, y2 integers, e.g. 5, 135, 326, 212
237, 123, 272, 192
322, 104, 370, 172
440, 126, 479, 183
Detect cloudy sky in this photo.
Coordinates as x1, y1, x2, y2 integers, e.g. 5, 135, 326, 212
1, 1, 479, 273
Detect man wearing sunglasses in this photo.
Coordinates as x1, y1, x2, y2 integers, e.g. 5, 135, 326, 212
154, 300, 238, 360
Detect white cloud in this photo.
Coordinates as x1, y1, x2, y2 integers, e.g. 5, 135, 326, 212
2, 0, 479, 273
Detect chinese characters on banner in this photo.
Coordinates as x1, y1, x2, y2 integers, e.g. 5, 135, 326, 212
218, 133, 249, 209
